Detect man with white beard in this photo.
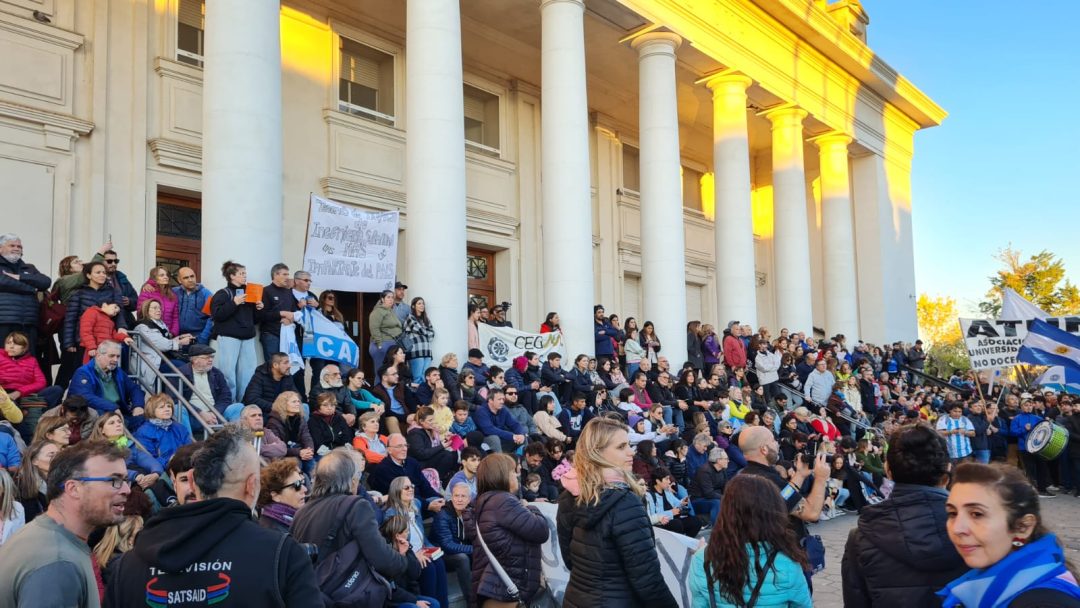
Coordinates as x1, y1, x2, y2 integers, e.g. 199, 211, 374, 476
308, 364, 356, 426
178, 344, 235, 431
0, 233, 51, 354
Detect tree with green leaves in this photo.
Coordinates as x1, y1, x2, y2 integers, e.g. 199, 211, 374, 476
979, 247, 1080, 317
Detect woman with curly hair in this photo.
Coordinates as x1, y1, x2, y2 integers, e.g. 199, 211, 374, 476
690, 473, 811, 607
256, 457, 307, 534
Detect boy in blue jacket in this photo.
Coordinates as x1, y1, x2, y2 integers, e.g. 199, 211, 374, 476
1011, 399, 1054, 497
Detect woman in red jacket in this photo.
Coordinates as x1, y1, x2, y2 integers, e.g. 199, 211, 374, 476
0, 332, 65, 435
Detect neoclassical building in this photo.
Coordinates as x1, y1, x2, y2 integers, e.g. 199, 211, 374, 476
0, 0, 944, 366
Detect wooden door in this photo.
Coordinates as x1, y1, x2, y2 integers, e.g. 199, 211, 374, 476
156, 193, 202, 281
467, 248, 496, 310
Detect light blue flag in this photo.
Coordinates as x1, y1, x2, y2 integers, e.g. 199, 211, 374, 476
1016, 319, 1080, 371
299, 308, 359, 368
279, 323, 305, 375
1033, 366, 1080, 395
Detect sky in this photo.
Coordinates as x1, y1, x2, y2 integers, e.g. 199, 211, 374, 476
863, 1, 1080, 315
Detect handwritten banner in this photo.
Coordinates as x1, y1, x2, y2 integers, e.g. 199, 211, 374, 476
303, 194, 399, 292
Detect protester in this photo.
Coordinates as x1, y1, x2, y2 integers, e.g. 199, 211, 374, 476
402, 297, 437, 385
108, 425, 321, 606
645, 465, 701, 538
131, 393, 192, 469
265, 391, 314, 468
379, 514, 440, 608
136, 266, 180, 335
353, 411, 390, 464
556, 416, 678, 607
368, 434, 446, 513
842, 423, 967, 607
162, 442, 199, 507
14, 440, 57, 522
406, 406, 457, 482
432, 480, 473, 598
0, 234, 52, 353
209, 260, 263, 400
0, 440, 129, 607
385, 476, 449, 608
88, 411, 163, 490
308, 393, 352, 454
68, 340, 146, 420
256, 457, 307, 534
173, 267, 213, 345
0, 469, 24, 546
939, 462, 1080, 606
292, 447, 407, 606
241, 353, 299, 418
131, 298, 192, 388
690, 474, 811, 607
370, 290, 403, 373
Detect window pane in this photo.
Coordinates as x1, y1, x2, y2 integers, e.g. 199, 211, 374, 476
339, 37, 395, 124
622, 145, 640, 192
463, 84, 499, 153
682, 167, 703, 211
177, 0, 204, 66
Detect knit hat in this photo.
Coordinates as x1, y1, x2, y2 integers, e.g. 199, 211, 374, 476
628, 414, 643, 428
513, 356, 528, 374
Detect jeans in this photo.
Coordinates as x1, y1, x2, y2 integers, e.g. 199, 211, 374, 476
835, 487, 851, 509
369, 340, 395, 374
974, 449, 991, 464
260, 332, 281, 363
661, 405, 686, 432
691, 498, 720, 525
627, 362, 640, 380
215, 336, 257, 400
410, 357, 432, 386
443, 552, 471, 603
418, 554, 448, 608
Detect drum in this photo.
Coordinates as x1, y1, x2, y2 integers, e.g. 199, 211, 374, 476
1028, 421, 1070, 461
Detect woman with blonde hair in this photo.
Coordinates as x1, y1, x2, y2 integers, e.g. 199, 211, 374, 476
556, 417, 677, 608
0, 469, 25, 545
89, 411, 163, 489
132, 298, 193, 389
93, 489, 151, 580
265, 391, 314, 469
386, 475, 449, 608
31, 415, 73, 447
133, 393, 192, 468
353, 411, 390, 465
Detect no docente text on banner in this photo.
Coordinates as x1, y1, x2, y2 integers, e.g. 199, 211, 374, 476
960, 317, 1080, 369
303, 193, 399, 292
477, 324, 567, 368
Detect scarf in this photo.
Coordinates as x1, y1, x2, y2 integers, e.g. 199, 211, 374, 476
312, 411, 335, 425
147, 418, 172, 430
938, 534, 1080, 608
110, 435, 130, 449
260, 501, 297, 527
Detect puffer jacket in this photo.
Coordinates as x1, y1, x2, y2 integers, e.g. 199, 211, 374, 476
265, 412, 313, 458
0, 257, 50, 325
465, 490, 548, 604
841, 483, 968, 607
62, 283, 125, 349
136, 281, 180, 336
557, 482, 678, 608
0, 350, 46, 395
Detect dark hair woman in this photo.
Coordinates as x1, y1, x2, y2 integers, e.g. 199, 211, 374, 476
402, 297, 436, 385
691, 474, 811, 607
639, 321, 661, 365
369, 289, 403, 376
540, 312, 561, 334
60, 261, 124, 378
466, 453, 549, 608
940, 463, 1080, 607
208, 260, 262, 401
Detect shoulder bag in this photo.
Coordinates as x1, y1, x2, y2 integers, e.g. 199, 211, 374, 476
708, 548, 778, 608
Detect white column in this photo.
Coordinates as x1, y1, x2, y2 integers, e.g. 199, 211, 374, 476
540, 0, 594, 359
812, 132, 859, 341
201, 0, 282, 283
761, 104, 813, 334
405, 0, 467, 362
632, 33, 688, 367
703, 71, 757, 329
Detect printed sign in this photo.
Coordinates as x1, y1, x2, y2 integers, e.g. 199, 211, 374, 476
477, 324, 567, 368
303, 194, 399, 292
959, 317, 1080, 369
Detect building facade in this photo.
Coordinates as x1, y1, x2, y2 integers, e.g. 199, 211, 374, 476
0, 0, 944, 366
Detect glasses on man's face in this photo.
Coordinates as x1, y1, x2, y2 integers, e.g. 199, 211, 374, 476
389, 443, 407, 449
70, 476, 128, 490
104, 259, 119, 264
505, 391, 518, 396
279, 479, 305, 492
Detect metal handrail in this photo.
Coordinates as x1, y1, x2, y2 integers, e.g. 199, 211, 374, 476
898, 364, 975, 397
129, 334, 226, 431
773, 380, 876, 435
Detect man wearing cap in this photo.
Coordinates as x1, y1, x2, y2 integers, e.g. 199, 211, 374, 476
177, 344, 235, 429
593, 305, 616, 365
461, 348, 490, 385
722, 321, 747, 372
392, 281, 409, 324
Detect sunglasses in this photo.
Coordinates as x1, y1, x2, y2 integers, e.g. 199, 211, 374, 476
401, 484, 415, 490
104, 259, 119, 264
505, 391, 518, 396
279, 479, 305, 492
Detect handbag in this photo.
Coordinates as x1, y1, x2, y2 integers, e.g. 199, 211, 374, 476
38, 287, 65, 336
708, 548, 778, 608
800, 534, 826, 573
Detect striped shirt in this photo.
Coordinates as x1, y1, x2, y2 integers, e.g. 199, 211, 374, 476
936, 415, 974, 459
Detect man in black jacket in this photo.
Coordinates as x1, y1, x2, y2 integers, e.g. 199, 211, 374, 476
841, 423, 968, 607
107, 425, 321, 607
259, 263, 300, 363
292, 448, 407, 608
0, 234, 51, 354
242, 352, 297, 415
689, 447, 728, 526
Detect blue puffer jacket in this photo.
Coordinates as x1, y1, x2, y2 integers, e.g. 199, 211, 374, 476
68, 361, 146, 416
173, 284, 214, 344
0, 256, 50, 325
689, 543, 811, 608
431, 506, 473, 555
133, 421, 193, 469
123, 439, 165, 481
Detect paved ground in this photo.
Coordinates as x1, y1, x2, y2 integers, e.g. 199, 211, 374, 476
809, 493, 1080, 607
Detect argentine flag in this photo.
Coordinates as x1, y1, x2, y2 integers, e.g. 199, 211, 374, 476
1016, 319, 1080, 371
1033, 366, 1080, 395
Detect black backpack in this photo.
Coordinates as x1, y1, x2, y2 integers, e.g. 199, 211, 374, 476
312, 497, 393, 608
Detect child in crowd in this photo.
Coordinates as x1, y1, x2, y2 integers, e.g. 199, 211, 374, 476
449, 400, 482, 449
79, 301, 129, 363
521, 473, 542, 502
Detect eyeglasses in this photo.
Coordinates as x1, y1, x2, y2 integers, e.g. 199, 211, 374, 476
68, 476, 128, 489
505, 391, 518, 396
388, 443, 407, 449
104, 259, 119, 264
401, 485, 415, 490
279, 479, 305, 492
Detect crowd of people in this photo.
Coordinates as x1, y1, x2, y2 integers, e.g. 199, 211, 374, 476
0, 231, 1078, 607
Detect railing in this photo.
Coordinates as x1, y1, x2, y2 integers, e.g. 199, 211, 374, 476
129, 334, 226, 436
898, 364, 975, 398
772, 380, 879, 437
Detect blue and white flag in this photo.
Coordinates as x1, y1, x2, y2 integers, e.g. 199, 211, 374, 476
1033, 366, 1080, 395
279, 309, 359, 375
1017, 319, 1080, 371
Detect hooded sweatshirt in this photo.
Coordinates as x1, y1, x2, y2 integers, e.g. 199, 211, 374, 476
841, 483, 968, 607
106, 497, 321, 607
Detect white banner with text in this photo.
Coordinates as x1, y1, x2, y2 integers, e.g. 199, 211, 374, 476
303, 194, 399, 292
960, 317, 1080, 369
477, 324, 567, 368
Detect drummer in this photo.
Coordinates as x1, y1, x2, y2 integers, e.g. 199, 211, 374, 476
936, 402, 975, 465
1060, 398, 1080, 498
1010, 397, 1056, 498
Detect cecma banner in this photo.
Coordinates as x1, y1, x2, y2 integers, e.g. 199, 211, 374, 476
303, 193, 399, 292
477, 324, 567, 368
960, 317, 1080, 369
531, 501, 699, 608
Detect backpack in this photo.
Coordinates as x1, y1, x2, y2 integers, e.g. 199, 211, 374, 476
313, 496, 393, 608
38, 287, 66, 336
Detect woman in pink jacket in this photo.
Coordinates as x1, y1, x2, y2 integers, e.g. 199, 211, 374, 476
136, 266, 179, 335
